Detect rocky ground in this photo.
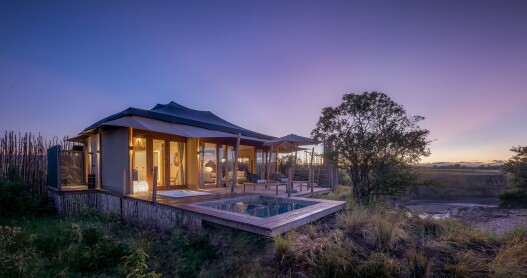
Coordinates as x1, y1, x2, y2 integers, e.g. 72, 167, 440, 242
450, 206, 527, 235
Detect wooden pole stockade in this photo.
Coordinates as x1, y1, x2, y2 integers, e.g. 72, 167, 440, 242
0, 131, 74, 197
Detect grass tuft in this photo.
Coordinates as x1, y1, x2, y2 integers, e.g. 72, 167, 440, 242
493, 237, 527, 277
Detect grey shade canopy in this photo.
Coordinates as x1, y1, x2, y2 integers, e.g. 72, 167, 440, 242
264, 134, 319, 197
263, 134, 319, 149
80, 101, 274, 140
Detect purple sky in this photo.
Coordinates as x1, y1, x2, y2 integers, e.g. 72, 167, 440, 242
1, 1, 526, 162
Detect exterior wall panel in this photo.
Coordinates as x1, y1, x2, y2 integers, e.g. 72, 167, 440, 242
101, 128, 130, 194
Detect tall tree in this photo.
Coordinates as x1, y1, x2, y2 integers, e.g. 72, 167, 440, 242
312, 92, 431, 203
502, 146, 527, 190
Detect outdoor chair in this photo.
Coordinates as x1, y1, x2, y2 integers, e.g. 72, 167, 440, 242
270, 172, 289, 183
243, 173, 287, 195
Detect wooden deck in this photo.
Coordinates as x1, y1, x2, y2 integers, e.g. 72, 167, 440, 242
181, 196, 345, 236
52, 184, 344, 236
129, 185, 343, 236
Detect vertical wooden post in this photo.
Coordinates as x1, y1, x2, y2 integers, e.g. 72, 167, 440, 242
311, 168, 314, 197
275, 149, 279, 173
291, 144, 298, 194
97, 132, 102, 189
152, 166, 158, 203
146, 138, 153, 192
267, 149, 271, 179
309, 147, 315, 194
215, 144, 220, 188
199, 141, 204, 187
122, 168, 126, 195
164, 139, 170, 189
128, 128, 134, 195
287, 167, 292, 198
307, 164, 311, 193
223, 145, 228, 187
57, 145, 62, 191
231, 133, 241, 193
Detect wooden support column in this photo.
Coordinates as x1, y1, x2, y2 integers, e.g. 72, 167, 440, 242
152, 166, 158, 203
309, 147, 315, 192
199, 140, 204, 187
164, 139, 170, 189
266, 147, 272, 180
97, 132, 102, 189
146, 138, 153, 192
275, 149, 279, 173
128, 128, 133, 195
287, 167, 292, 198
231, 133, 241, 193
216, 144, 221, 188
311, 168, 314, 197
223, 145, 228, 187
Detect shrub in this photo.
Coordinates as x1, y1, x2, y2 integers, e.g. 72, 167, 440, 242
122, 248, 160, 278
444, 251, 489, 277
308, 241, 360, 278
498, 189, 527, 208
0, 226, 37, 277
493, 238, 527, 277
0, 176, 54, 220
0, 181, 44, 218
274, 233, 293, 256
372, 215, 395, 249
405, 249, 430, 278
362, 252, 400, 277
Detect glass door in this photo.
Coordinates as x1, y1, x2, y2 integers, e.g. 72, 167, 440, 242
169, 141, 185, 186
153, 139, 165, 187
132, 137, 148, 193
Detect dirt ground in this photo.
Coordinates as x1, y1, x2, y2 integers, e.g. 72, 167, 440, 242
451, 206, 527, 235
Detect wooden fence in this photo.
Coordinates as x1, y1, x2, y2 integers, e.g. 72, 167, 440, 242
0, 131, 75, 196
48, 189, 202, 229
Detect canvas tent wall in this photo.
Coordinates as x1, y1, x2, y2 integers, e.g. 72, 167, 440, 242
101, 127, 130, 195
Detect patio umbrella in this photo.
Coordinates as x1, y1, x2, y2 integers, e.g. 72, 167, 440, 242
263, 134, 319, 197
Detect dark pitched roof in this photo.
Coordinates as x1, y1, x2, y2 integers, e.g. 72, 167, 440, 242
83, 101, 274, 140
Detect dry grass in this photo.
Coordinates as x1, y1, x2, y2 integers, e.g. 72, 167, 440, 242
493, 236, 527, 277
271, 186, 527, 277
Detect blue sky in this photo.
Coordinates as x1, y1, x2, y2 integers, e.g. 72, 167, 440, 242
1, 0, 526, 162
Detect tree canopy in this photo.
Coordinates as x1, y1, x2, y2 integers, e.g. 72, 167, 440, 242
312, 92, 431, 203
502, 146, 527, 190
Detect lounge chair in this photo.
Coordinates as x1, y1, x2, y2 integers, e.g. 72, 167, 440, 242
243, 173, 287, 195
270, 172, 289, 183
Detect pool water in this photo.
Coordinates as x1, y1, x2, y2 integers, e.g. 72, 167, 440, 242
199, 197, 316, 218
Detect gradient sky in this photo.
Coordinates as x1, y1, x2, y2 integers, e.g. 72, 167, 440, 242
1, 0, 526, 163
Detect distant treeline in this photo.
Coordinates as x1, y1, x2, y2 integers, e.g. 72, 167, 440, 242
0, 131, 73, 197
430, 164, 502, 170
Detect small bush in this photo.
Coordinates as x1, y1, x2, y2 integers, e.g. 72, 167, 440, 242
274, 233, 293, 256
0, 226, 37, 277
419, 217, 445, 238
122, 248, 160, 278
308, 241, 360, 278
372, 215, 395, 249
0, 181, 46, 218
444, 251, 489, 277
362, 252, 400, 277
337, 207, 369, 233
405, 249, 430, 278
493, 238, 527, 277
498, 189, 527, 208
